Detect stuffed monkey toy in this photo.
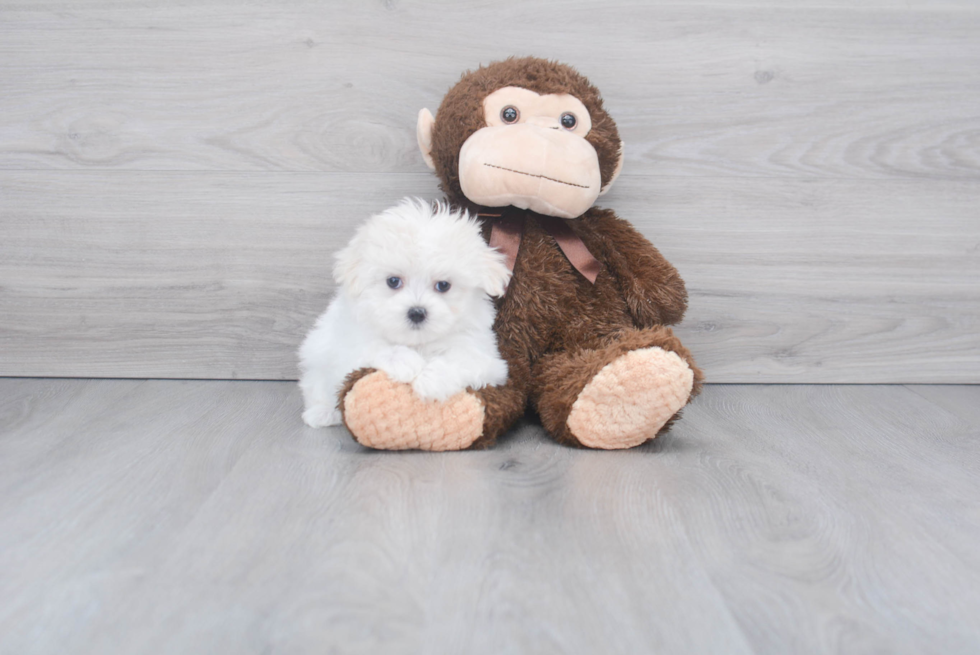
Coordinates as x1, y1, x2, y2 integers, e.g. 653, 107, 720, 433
339, 57, 703, 450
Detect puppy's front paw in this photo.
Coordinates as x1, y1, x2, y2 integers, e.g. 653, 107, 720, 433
373, 346, 426, 383
412, 368, 465, 402
303, 405, 342, 428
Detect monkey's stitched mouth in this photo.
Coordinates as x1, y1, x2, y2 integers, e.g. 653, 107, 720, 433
483, 163, 590, 189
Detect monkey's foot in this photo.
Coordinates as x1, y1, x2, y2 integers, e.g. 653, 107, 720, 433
342, 371, 484, 451
566, 347, 694, 450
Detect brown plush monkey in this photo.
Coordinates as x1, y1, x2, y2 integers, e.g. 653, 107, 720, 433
340, 57, 703, 450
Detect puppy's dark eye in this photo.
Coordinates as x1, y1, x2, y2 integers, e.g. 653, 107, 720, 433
434, 281, 451, 293
387, 276, 402, 289
560, 112, 577, 129
500, 106, 519, 124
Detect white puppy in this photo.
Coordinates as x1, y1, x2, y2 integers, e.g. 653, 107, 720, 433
298, 198, 512, 428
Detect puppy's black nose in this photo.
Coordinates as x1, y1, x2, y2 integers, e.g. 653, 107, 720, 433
407, 306, 427, 324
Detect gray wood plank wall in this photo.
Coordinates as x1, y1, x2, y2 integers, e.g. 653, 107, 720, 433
2, 0, 978, 382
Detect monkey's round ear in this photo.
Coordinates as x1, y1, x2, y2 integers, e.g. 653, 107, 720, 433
598, 141, 624, 196
417, 108, 436, 170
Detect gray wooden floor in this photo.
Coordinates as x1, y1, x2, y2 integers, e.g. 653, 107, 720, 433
1, 379, 978, 654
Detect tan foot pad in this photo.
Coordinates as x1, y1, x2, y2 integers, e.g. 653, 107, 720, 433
567, 347, 694, 450
343, 371, 485, 451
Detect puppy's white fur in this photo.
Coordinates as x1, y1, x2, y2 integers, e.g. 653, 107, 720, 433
298, 198, 512, 428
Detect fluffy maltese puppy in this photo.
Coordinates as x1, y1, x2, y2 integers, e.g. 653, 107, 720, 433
298, 198, 512, 428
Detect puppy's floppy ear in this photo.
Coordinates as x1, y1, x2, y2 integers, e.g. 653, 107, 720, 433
333, 240, 364, 297
480, 249, 512, 298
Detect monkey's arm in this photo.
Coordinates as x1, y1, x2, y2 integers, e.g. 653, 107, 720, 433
577, 207, 688, 327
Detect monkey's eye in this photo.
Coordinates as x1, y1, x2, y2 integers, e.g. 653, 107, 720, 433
434, 281, 451, 293
560, 113, 577, 129
387, 276, 403, 289
500, 106, 520, 124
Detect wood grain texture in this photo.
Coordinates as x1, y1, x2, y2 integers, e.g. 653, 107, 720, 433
1, 379, 978, 654
1, 2, 978, 180
2, 0, 978, 382
2, 171, 977, 382
904, 384, 980, 425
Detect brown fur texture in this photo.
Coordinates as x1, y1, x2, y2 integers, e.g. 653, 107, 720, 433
341, 57, 702, 450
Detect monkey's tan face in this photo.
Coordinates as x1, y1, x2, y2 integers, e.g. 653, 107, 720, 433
418, 86, 620, 219
459, 87, 600, 219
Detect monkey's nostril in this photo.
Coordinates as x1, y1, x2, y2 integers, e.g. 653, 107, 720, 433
407, 306, 427, 324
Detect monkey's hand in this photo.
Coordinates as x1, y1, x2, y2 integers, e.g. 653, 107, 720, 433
337, 368, 485, 451
581, 208, 688, 327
